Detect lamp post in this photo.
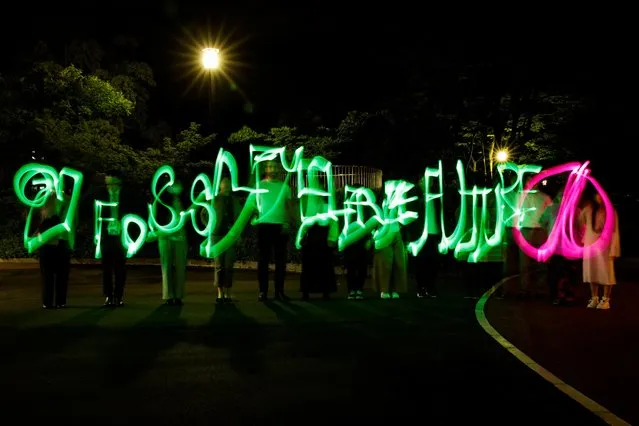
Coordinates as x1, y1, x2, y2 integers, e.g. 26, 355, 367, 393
201, 47, 221, 119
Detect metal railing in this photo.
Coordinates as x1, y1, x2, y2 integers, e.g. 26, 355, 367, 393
281, 165, 383, 194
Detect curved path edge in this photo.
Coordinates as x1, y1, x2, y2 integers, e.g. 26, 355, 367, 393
475, 276, 631, 426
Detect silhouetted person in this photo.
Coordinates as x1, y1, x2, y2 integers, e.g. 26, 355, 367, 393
249, 160, 297, 301
158, 180, 188, 306
300, 195, 338, 300
343, 184, 372, 300
100, 171, 127, 307
34, 191, 71, 309
407, 175, 441, 298
206, 176, 241, 303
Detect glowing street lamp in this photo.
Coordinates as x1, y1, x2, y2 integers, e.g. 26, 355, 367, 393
496, 150, 509, 163
202, 47, 220, 70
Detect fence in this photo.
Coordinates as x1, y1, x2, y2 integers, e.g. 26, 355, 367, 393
283, 165, 383, 195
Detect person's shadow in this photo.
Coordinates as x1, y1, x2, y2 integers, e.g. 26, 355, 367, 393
263, 300, 312, 326
100, 304, 186, 387
201, 302, 265, 375
0, 307, 115, 367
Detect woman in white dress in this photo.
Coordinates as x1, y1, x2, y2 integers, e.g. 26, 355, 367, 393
581, 193, 620, 310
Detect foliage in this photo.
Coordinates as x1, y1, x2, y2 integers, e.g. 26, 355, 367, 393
134, 122, 216, 182
0, 56, 215, 187
228, 125, 341, 160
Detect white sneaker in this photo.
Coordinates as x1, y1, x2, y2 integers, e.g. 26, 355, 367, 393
596, 297, 610, 310
380, 292, 391, 299
587, 297, 599, 308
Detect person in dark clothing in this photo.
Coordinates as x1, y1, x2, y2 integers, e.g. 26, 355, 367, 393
98, 171, 127, 307
406, 175, 441, 298
35, 191, 71, 309
344, 238, 370, 300
300, 195, 338, 300
341, 184, 373, 300
248, 161, 298, 301
541, 189, 580, 305
201, 177, 241, 303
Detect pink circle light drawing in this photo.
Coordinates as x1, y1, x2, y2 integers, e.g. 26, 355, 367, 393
512, 161, 616, 262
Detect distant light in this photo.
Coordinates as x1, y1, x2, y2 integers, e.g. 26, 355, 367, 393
202, 48, 220, 70
542, 179, 548, 186
496, 150, 509, 162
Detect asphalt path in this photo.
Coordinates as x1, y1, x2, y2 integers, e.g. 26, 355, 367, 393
0, 266, 607, 425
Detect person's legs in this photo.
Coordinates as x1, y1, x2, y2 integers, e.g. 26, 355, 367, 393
174, 239, 187, 302
345, 242, 367, 298
356, 255, 368, 293
256, 225, 273, 298
273, 226, 288, 297
159, 238, 172, 302
345, 246, 358, 295
223, 244, 236, 299
40, 246, 56, 308
213, 236, 225, 300
111, 239, 127, 305
587, 282, 599, 308
101, 239, 115, 305
548, 255, 560, 302
390, 235, 407, 297
373, 246, 393, 297
423, 238, 440, 297
56, 243, 71, 307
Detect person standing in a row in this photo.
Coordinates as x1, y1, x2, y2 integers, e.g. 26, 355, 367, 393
211, 176, 241, 303
35, 191, 72, 309
582, 191, 620, 310
407, 175, 441, 299
100, 171, 127, 307
343, 183, 372, 300
250, 161, 297, 301
300, 193, 338, 300
373, 187, 408, 299
157, 180, 188, 306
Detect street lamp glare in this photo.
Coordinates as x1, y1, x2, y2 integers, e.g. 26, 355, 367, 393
202, 48, 220, 70
496, 150, 509, 162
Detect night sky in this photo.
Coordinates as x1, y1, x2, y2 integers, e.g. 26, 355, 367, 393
0, 3, 634, 185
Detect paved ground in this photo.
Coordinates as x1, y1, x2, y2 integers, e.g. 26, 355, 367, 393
0, 265, 609, 425
486, 277, 638, 425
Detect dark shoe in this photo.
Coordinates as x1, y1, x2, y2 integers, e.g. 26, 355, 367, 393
258, 292, 267, 302
115, 298, 124, 307
56, 304, 66, 309
223, 297, 233, 303
216, 297, 224, 304
165, 299, 175, 306
42, 304, 55, 310
104, 297, 115, 307
174, 299, 183, 306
